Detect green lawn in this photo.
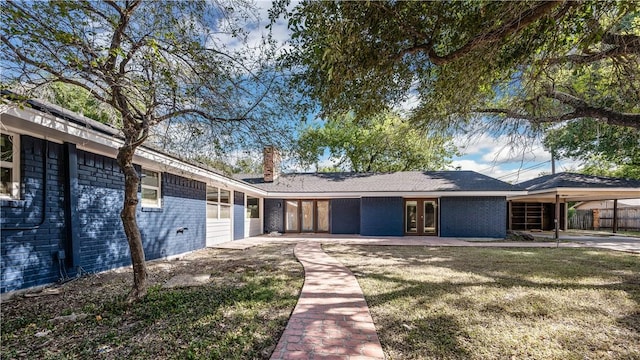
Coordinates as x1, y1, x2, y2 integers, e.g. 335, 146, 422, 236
324, 245, 640, 360
2, 244, 303, 360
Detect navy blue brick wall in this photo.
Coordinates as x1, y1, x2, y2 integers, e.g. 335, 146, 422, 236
330, 198, 361, 234
1, 141, 208, 293
360, 197, 403, 236
1, 136, 66, 293
264, 199, 284, 233
138, 172, 206, 260
77, 151, 207, 273
440, 197, 507, 238
76, 150, 129, 273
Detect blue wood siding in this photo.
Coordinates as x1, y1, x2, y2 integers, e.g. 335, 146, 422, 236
330, 198, 361, 234
233, 191, 245, 240
264, 198, 284, 233
440, 196, 507, 238
360, 197, 403, 236
1, 139, 208, 293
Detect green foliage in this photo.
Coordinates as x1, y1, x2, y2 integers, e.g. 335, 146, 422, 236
193, 154, 263, 175
1, 0, 294, 301
284, 1, 639, 132
35, 83, 120, 125
296, 112, 457, 172
544, 119, 640, 179
1, 0, 292, 150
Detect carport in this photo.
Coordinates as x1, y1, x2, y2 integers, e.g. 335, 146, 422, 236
508, 173, 640, 239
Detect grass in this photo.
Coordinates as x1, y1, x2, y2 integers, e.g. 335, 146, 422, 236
324, 245, 640, 360
1, 244, 303, 360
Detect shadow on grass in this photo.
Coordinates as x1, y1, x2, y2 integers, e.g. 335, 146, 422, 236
1, 244, 304, 360
325, 245, 640, 359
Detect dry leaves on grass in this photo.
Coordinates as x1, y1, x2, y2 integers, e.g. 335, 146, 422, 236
2, 244, 303, 360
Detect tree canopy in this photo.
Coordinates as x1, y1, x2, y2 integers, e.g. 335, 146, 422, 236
296, 112, 457, 172
283, 1, 639, 132
1, 0, 292, 301
544, 120, 640, 179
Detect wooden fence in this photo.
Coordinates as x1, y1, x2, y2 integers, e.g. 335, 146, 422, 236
569, 208, 640, 231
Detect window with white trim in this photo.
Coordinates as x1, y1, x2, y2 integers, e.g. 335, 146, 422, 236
0, 132, 20, 199
141, 168, 161, 208
206, 186, 231, 219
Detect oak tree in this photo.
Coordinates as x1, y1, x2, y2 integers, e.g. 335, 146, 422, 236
296, 112, 457, 172
282, 1, 639, 131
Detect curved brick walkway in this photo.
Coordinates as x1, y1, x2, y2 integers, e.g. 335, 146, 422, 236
270, 242, 384, 360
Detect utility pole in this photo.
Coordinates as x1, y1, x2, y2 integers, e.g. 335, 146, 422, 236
551, 150, 556, 175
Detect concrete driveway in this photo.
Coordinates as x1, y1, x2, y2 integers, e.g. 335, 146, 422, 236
528, 231, 640, 254
213, 232, 640, 254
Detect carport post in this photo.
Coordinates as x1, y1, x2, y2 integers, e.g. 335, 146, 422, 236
613, 199, 618, 233
554, 194, 560, 242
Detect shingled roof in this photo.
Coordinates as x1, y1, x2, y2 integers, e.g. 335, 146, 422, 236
236, 171, 522, 193
518, 172, 640, 191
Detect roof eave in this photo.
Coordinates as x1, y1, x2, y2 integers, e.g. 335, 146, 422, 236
266, 190, 526, 199
508, 187, 640, 202
1, 104, 267, 196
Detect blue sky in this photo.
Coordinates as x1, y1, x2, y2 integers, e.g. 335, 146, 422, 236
450, 133, 580, 183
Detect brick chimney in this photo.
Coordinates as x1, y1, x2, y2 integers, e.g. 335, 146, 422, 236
263, 146, 281, 182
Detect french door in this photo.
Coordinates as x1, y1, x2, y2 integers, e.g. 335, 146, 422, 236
285, 200, 330, 233
404, 199, 438, 235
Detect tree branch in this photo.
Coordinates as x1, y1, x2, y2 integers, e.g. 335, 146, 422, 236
105, 0, 141, 73
547, 32, 640, 65
396, 1, 565, 65
1, 35, 110, 104
477, 89, 640, 129
154, 108, 247, 124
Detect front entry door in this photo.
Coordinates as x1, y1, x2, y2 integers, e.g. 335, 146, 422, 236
405, 199, 438, 235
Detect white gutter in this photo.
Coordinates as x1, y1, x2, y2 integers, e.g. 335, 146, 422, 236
266, 190, 527, 199
1, 104, 266, 196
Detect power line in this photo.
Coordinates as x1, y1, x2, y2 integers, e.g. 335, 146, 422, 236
495, 160, 551, 181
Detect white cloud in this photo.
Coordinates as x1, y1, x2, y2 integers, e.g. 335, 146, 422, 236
207, 0, 294, 60
451, 132, 588, 184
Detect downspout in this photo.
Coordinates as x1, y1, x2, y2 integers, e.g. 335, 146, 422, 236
63, 142, 81, 268
612, 199, 618, 233
1, 139, 47, 231
555, 194, 560, 247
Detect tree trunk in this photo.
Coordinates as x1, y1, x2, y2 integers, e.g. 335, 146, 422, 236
117, 144, 148, 302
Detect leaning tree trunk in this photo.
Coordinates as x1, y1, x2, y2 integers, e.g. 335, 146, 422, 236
117, 144, 148, 302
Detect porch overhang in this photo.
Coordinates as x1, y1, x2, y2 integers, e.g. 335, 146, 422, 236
507, 188, 640, 203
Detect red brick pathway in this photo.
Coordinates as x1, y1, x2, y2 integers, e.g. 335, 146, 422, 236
270, 242, 385, 360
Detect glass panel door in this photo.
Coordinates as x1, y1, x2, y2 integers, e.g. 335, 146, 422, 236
285, 200, 299, 232
301, 200, 315, 232
423, 201, 437, 235
405, 200, 418, 233
316, 200, 330, 232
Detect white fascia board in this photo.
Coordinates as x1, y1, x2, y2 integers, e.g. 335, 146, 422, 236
2, 105, 267, 197
522, 188, 640, 198
528, 187, 638, 194
133, 148, 266, 196
508, 188, 640, 201
265, 191, 527, 199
